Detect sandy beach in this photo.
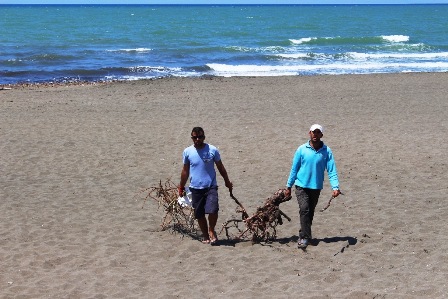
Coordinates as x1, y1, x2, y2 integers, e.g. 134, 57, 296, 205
1, 73, 447, 298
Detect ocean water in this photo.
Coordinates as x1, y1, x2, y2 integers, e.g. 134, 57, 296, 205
1, 4, 448, 84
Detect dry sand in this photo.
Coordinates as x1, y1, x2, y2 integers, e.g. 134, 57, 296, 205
1, 73, 447, 298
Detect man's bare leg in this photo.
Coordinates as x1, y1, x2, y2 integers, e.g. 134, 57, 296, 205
197, 217, 210, 243
208, 213, 218, 243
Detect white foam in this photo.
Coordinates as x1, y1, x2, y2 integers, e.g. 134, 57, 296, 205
206, 62, 448, 76
348, 52, 448, 59
127, 66, 181, 72
275, 53, 310, 59
381, 35, 410, 43
227, 45, 285, 53
227, 46, 253, 52
290, 37, 316, 44
107, 48, 152, 53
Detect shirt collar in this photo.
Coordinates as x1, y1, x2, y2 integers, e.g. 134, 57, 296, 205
306, 140, 325, 151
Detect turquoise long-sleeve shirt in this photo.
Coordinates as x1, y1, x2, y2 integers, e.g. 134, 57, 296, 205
286, 141, 339, 190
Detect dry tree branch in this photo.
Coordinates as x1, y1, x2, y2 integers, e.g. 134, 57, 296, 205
320, 196, 335, 212
320, 192, 345, 212
140, 179, 196, 235
221, 189, 292, 244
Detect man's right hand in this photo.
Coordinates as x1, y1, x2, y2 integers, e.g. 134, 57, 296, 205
225, 181, 233, 192
178, 186, 185, 197
285, 187, 291, 198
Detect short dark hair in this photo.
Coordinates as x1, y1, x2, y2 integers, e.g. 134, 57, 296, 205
191, 127, 204, 135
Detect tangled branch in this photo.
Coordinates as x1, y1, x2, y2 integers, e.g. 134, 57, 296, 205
140, 179, 195, 235
221, 189, 292, 244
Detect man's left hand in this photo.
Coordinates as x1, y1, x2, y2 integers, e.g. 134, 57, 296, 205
332, 189, 341, 198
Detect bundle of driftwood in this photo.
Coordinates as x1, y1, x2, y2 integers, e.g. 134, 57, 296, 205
221, 189, 292, 244
141, 180, 293, 243
141, 179, 195, 234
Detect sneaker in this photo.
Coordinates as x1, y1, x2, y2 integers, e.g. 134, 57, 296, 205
297, 238, 309, 249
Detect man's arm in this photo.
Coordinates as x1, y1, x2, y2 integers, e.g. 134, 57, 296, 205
285, 148, 301, 197
178, 163, 190, 196
326, 149, 341, 198
215, 160, 233, 191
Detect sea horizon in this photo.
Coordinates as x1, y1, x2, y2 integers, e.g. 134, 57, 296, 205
2, 3, 448, 6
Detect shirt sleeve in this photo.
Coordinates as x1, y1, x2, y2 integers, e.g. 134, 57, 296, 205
326, 149, 340, 190
286, 147, 301, 188
182, 148, 189, 165
213, 147, 221, 162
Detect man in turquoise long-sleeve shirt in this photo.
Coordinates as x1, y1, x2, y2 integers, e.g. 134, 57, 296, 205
285, 124, 341, 249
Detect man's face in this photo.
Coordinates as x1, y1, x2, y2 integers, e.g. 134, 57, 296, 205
309, 129, 323, 142
191, 131, 205, 147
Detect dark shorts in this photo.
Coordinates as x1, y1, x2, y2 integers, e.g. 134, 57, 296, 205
189, 187, 219, 219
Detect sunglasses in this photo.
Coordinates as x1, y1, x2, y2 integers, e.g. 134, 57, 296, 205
191, 135, 205, 140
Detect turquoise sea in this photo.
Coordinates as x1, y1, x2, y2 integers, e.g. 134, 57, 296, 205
1, 4, 448, 84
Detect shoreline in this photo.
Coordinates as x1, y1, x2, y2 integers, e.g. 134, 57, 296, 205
1, 71, 447, 90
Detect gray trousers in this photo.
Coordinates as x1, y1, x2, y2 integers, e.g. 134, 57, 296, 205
295, 186, 321, 240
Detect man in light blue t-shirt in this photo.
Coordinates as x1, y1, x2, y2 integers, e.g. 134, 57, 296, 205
285, 124, 341, 249
179, 127, 233, 245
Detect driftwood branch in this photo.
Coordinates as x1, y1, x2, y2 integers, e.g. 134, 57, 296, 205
221, 189, 292, 244
320, 192, 345, 212
320, 196, 335, 212
140, 179, 195, 235
229, 191, 249, 219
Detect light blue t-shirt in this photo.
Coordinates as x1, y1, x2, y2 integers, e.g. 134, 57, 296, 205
286, 141, 339, 190
183, 144, 221, 189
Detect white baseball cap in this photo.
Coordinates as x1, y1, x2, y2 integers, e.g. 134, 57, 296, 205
309, 124, 324, 132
